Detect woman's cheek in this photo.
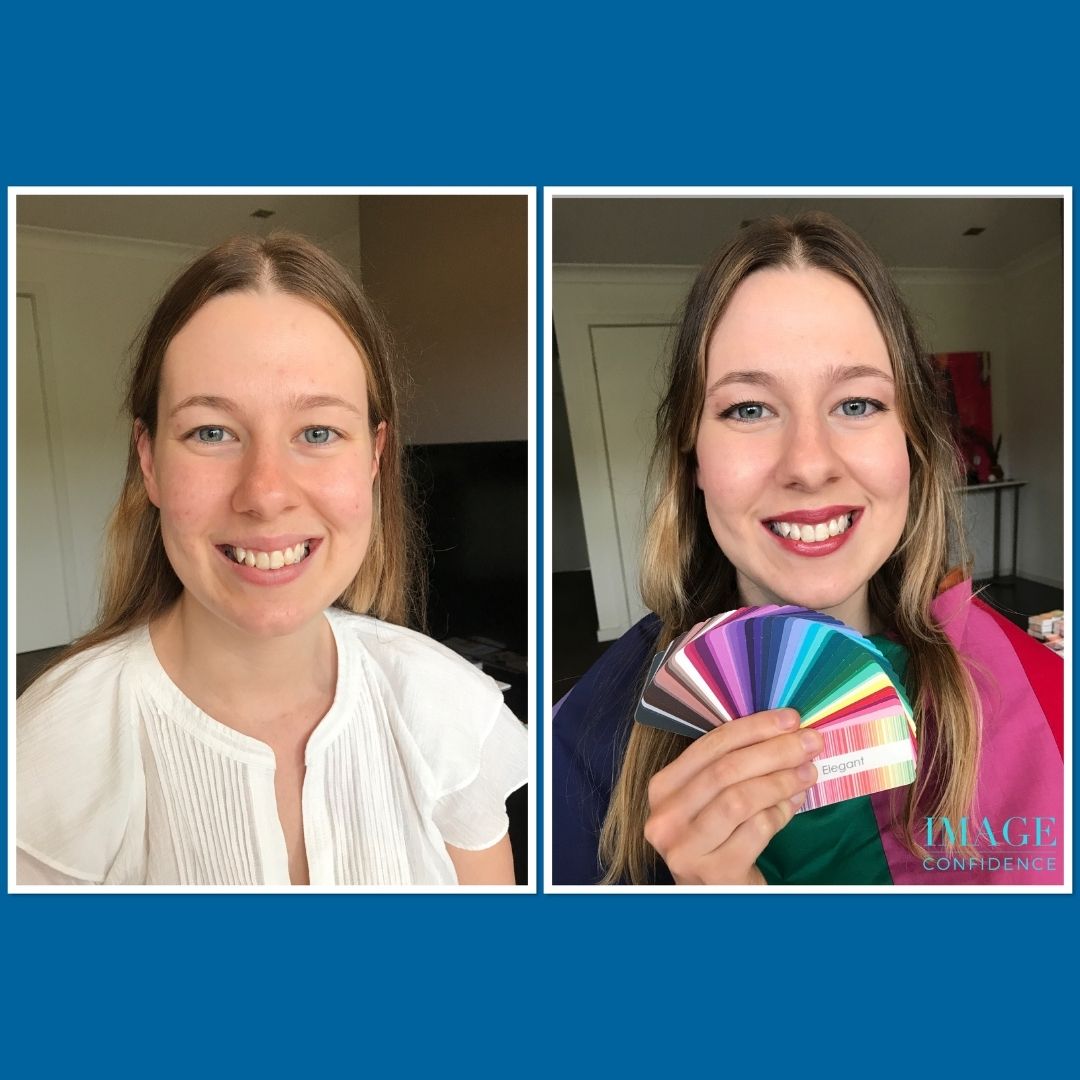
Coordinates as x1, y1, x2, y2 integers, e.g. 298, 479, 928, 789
159, 460, 230, 526
697, 449, 764, 502
298, 462, 370, 522
877, 430, 912, 496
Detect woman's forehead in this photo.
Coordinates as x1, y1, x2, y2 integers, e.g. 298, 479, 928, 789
706, 266, 891, 378
161, 290, 370, 403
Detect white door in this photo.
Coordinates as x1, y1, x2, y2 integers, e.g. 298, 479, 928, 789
555, 266, 693, 641
590, 323, 672, 626
16, 293, 75, 651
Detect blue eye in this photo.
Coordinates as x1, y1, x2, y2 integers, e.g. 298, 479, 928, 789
194, 426, 229, 443
302, 427, 336, 445
837, 398, 884, 418
720, 401, 772, 422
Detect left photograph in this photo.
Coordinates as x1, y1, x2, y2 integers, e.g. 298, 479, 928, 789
13, 191, 531, 889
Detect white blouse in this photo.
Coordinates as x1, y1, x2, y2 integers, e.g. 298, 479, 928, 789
16, 609, 528, 887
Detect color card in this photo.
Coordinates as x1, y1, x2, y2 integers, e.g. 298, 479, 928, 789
635, 606, 917, 811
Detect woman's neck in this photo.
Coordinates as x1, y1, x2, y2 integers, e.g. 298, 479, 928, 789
149, 593, 337, 732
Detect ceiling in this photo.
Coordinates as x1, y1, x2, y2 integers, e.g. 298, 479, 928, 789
552, 196, 1064, 270
16, 192, 1065, 272
16, 194, 361, 251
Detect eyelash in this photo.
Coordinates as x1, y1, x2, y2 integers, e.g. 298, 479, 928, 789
183, 426, 344, 445
718, 398, 888, 423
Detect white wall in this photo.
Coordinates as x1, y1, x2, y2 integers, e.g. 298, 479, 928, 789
17, 228, 199, 644
995, 246, 1065, 586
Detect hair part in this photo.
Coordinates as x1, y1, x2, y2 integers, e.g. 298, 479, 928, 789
600, 212, 981, 883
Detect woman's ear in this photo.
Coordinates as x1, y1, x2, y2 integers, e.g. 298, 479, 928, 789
371, 421, 387, 481
134, 420, 161, 507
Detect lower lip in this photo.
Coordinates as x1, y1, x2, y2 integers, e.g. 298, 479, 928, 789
762, 515, 858, 558
217, 540, 320, 586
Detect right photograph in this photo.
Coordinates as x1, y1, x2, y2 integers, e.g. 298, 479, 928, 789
549, 191, 1068, 889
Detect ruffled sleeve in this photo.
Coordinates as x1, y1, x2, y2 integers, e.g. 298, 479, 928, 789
431, 701, 528, 850
16, 643, 142, 884
344, 615, 529, 852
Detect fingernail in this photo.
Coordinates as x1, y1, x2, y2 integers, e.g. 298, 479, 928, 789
799, 730, 823, 753
797, 763, 818, 783
776, 710, 799, 730
789, 790, 807, 809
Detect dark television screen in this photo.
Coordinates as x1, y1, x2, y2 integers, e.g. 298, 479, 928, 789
407, 440, 528, 656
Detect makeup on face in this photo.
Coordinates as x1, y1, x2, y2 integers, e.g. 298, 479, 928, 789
761, 505, 861, 558
694, 267, 910, 630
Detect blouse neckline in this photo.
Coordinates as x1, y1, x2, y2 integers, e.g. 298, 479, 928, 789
129, 610, 355, 769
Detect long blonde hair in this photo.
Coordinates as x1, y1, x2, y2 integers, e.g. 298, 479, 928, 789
32, 232, 423, 683
599, 213, 981, 884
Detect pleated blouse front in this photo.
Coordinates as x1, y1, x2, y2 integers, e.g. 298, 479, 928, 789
17, 610, 528, 887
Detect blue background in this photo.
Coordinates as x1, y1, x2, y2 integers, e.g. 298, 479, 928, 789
3, 3, 1074, 1075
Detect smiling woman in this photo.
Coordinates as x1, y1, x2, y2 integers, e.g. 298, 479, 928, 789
138, 291, 387, 644
17, 233, 528, 888
694, 268, 912, 627
552, 212, 1063, 887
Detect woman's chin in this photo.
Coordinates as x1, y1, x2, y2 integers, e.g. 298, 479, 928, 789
184, 593, 326, 642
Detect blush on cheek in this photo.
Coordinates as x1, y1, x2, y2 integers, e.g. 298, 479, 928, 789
884, 459, 912, 508
697, 460, 760, 503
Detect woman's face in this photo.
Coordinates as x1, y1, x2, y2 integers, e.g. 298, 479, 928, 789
137, 289, 384, 640
694, 266, 910, 632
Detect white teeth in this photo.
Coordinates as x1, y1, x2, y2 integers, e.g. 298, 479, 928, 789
227, 543, 311, 570
769, 513, 855, 541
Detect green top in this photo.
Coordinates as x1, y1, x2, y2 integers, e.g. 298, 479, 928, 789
756, 635, 911, 886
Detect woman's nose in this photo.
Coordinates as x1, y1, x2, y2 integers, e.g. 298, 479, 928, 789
231, 441, 302, 518
774, 413, 845, 491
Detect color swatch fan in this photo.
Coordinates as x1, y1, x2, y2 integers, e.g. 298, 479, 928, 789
635, 606, 917, 812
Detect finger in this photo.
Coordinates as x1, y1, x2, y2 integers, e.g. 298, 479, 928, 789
701, 786, 807, 874
659, 767, 810, 883
648, 708, 802, 802
684, 763, 817, 854
671, 728, 823, 823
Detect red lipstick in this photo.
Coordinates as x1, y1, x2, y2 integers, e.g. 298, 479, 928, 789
761, 508, 862, 558
765, 505, 861, 525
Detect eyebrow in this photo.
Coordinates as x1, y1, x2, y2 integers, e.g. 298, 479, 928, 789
705, 364, 894, 396
169, 393, 366, 419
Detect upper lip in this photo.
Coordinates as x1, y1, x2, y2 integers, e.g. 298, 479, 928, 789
763, 506, 861, 525
218, 535, 316, 549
